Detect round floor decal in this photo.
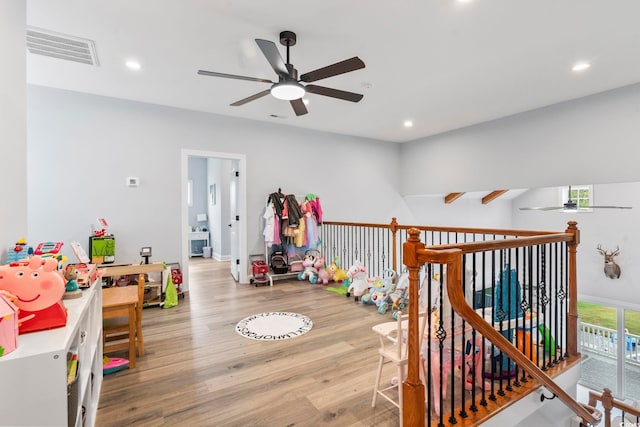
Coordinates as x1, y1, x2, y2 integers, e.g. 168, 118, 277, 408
235, 312, 313, 341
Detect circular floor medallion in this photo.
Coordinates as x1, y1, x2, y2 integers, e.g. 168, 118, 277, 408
235, 312, 313, 341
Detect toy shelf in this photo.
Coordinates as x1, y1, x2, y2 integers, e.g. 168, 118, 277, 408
0, 279, 103, 427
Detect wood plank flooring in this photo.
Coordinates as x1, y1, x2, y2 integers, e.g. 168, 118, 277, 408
96, 258, 402, 426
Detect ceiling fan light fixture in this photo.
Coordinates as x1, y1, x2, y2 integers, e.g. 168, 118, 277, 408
271, 81, 305, 101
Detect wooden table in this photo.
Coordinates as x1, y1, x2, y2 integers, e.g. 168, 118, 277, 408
102, 286, 138, 367
100, 262, 165, 367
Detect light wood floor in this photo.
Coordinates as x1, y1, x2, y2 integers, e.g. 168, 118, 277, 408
96, 258, 402, 426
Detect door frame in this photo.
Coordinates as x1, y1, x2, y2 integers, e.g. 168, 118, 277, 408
181, 149, 248, 285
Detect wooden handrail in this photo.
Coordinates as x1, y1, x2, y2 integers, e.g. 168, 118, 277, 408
323, 219, 565, 238
588, 388, 640, 427
425, 232, 573, 254
402, 227, 601, 426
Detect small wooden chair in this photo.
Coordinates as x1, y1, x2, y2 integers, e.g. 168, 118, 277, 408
103, 273, 145, 366
371, 309, 428, 426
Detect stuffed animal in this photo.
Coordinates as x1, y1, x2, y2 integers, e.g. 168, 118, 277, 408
373, 269, 397, 313
330, 257, 349, 283
316, 258, 335, 285
0, 256, 67, 333
63, 264, 82, 299
346, 260, 371, 302
298, 253, 319, 284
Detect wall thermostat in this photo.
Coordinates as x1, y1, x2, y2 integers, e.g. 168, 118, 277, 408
126, 177, 139, 187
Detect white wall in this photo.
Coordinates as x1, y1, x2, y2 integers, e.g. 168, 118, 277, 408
403, 195, 514, 228
513, 183, 640, 310
27, 85, 407, 271
0, 2, 27, 260
400, 82, 640, 196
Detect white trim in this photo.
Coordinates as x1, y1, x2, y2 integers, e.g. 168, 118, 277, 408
181, 149, 248, 285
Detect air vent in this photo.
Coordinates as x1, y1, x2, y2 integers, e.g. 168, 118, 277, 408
26, 27, 99, 66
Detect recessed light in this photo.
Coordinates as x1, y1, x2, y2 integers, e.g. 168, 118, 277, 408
572, 62, 591, 72
403, 120, 413, 128
125, 60, 141, 71
458, 0, 473, 3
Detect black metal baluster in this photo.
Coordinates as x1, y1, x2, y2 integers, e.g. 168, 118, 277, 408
560, 242, 568, 360
505, 249, 514, 392
480, 247, 488, 407
513, 247, 522, 388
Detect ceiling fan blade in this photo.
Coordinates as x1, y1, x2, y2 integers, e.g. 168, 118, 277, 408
300, 57, 365, 83
289, 98, 308, 116
586, 205, 633, 209
519, 206, 564, 211
230, 89, 271, 106
305, 84, 363, 102
255, 39, 290, 78
197, 69, 274, 84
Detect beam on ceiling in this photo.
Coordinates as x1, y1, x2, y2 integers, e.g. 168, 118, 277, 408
482, 190, 508, 205
444, 192, 465, 204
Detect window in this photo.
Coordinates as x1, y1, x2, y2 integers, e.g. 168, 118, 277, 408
561, 185, 593, 211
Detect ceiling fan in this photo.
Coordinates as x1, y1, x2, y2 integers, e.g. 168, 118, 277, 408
519, 185, 632, 211
197, 30, 365, 116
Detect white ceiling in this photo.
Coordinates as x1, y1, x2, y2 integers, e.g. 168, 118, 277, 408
26, 0, 640, 143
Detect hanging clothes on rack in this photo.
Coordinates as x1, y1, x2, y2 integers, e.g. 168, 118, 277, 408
305, 193, 323, 225
263, 201, 276, 247
283, 194, 303, 227
268, 190, 285, 217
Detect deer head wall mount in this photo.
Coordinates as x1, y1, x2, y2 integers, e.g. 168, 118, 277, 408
597, 244, 621, 279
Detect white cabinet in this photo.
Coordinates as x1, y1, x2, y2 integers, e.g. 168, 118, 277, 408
188, 231, 209, 257
0, 280, 102, 427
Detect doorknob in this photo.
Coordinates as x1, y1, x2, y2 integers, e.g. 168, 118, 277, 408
228, 223, 232, 227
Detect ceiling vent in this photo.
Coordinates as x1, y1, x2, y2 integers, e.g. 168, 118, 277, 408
26, 27, 99, 66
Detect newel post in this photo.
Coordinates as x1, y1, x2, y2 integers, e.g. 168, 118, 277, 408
390, 217, 399, 273
402, 228, 425, 427
566, 221, 580, 357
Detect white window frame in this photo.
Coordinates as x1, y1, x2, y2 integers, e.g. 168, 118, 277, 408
561, 184, 593, 212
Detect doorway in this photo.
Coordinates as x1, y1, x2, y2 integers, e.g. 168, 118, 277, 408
181, 149, 247, 288
578, 300, 640, 400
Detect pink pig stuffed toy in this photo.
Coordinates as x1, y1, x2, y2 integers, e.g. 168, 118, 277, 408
0, 256, 67, 333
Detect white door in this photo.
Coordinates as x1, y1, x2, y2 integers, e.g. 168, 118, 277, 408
229, 167, 239, 281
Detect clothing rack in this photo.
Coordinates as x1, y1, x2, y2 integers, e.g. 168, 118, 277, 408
259, 188, 323, 285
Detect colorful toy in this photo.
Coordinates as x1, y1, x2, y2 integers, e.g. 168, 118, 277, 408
330, 257, 349, 283
316, 258, 335, 285
34, 241, 63, 256
6, 238, 32, 264
103, 356, 129, 374
298, 253, 320, 284
0, 291, 19, 357
374, 269, 397, 314
250, 255, 270, 286
388, 272, 409, 318
0, 256, 67, 334
63, 264, 82, 299
346, 260, 371, 302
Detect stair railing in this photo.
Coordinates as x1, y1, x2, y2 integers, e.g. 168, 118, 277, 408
402, 225, 602, 426
588, 388, 640, 427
